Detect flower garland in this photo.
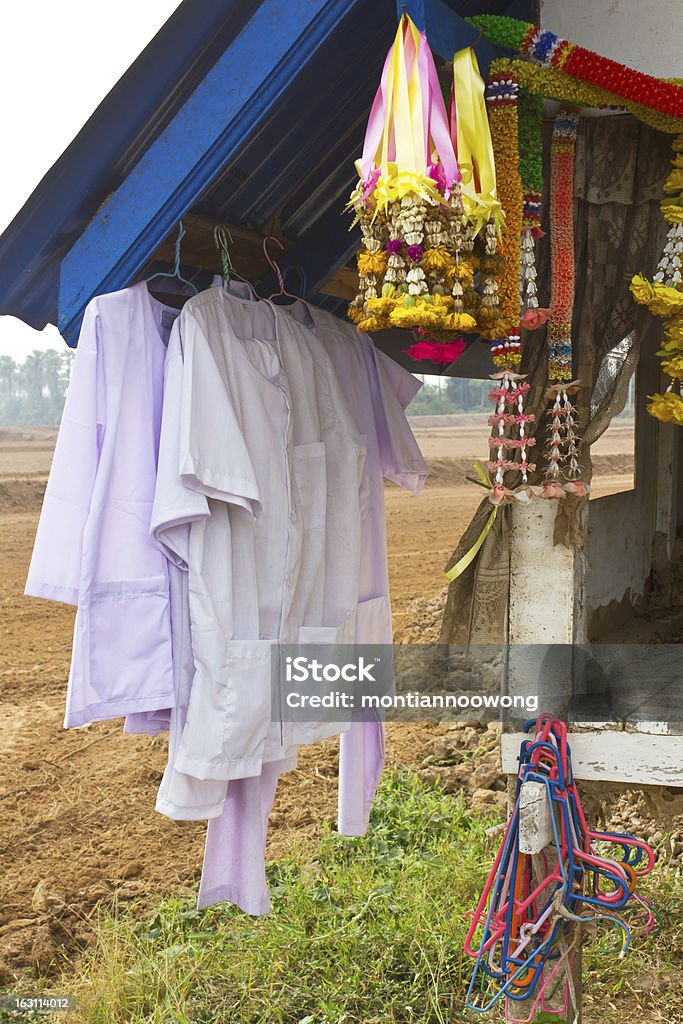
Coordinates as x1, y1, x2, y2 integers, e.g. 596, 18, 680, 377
481, 71, 540, 494
518, 89, 543, 229
446, 47, 505, 342
546, 107, 582, 483
548, 109, 577, 384
483, 73, 523, 352
490, 57, 683, 135
517, 89, 548, 329
468, 15, 683, 119
484, 105, 589, 505
631, 133, 683, 424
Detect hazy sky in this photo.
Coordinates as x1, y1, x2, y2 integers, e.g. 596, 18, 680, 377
0, 1, 183, 360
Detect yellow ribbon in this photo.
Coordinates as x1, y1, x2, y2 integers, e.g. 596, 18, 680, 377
380, 17, 424, 182
444, 462, 497, 582
452, 48, 502, 234
406, 17, 427, 178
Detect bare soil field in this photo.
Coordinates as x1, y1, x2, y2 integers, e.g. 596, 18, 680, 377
0, 419, 636, 978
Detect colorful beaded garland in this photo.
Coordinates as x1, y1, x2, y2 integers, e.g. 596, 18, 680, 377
483, 73, 523, 351
490, 57, 683, 136
469, 15, 683, 120
546, 107, 582, 482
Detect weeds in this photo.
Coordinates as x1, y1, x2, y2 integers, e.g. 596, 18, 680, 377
3, 769, 680, 1024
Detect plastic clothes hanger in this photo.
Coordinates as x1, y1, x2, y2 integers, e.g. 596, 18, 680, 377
464, 716, 656, 1014
145, 221, 199, 296
214, 225, 258, 299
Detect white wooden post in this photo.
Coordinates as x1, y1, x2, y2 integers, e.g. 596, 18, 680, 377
507, 499, 587, 713
505, 498, 586, 1023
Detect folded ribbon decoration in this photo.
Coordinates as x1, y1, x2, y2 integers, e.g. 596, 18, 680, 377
451, 47, 502, 236
445, 462, 498, 582
352, 15, 460, 214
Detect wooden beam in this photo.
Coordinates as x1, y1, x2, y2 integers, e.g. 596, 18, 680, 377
152, 214, 276, 280
320, 265, 358, 300
502, 730, 683, 785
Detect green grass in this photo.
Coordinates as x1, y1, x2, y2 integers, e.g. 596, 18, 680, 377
5, 769, 681, 1024
65, 771, 497, 1024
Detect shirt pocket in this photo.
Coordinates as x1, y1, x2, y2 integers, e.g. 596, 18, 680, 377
176, 638, 274, 781
87, 576, 174, 707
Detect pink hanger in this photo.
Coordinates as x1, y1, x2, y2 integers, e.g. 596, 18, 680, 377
263, 236, 302, 302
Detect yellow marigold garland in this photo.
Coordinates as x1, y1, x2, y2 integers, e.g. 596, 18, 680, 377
630, 133, 683, 423
482, 73, 541, 495
483, 73, 523, 355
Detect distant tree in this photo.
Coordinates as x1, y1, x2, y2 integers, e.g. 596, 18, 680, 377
0, 355, 16, 398
0, 347, 73, 426
60, 349, 74, 392
42, 349, 68, 423
20, 351, 46, 421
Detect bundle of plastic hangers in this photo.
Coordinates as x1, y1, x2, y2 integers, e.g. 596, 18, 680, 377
464, 715, 657, 1022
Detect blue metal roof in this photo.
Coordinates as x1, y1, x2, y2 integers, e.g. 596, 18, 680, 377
0, 0, 531, 364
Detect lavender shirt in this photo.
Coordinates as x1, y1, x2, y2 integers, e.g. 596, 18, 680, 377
25, 283, 180, 727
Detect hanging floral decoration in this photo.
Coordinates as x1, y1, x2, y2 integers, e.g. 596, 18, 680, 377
347, 15, 472, 364
631, 133, 683, 424
468, 15, 683, 120
517, 88, 548, 329
545, 107, 583, 484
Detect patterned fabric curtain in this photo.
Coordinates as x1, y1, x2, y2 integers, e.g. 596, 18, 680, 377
440, 114, 671, 645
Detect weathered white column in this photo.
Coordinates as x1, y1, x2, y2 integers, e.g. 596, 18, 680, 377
505, 499, 587, 721
503, 498, 587, 1024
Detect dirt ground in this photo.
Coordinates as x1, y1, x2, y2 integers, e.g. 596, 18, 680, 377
0, 418, 636, 978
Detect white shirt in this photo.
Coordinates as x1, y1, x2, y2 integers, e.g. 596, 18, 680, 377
283, 302, 427, 835
151, 288, 365, 782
